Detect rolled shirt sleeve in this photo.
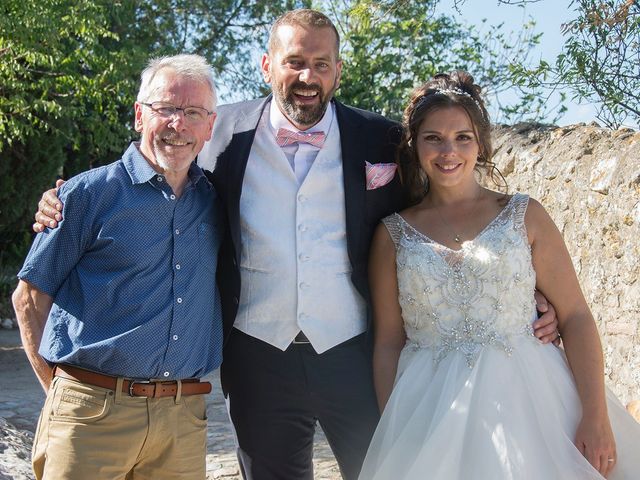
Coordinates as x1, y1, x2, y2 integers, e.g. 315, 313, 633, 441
19, 179, 93, 297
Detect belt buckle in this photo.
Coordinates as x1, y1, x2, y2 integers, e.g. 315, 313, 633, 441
128, 379, 153, 397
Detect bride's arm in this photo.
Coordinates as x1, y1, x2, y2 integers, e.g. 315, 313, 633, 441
369, 223, 406, 413
525, 198, 616, 478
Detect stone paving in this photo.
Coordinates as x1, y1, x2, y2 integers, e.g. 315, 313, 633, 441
0, 328, 341, 480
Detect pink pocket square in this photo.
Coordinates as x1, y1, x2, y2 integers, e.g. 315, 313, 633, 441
366, 161, 397, 190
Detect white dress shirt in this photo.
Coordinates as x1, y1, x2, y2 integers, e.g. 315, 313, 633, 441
269, 100, 335, 184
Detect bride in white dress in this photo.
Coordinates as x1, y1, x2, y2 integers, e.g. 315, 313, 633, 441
359, 71, 640, 479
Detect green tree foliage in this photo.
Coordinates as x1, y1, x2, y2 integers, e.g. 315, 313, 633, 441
557, 0, 639, 127
131, 0, 312, 96
503, 0, 639, 128
326, 0, 544, 122
0, 0, 303, 265
0, 0, 145, 266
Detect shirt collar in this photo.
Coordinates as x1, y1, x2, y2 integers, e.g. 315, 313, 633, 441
187, 160, 209, 188
268, 98, 334, 138
123, 142, 209, 188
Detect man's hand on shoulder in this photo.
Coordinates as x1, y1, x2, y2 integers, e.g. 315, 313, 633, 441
33, 179, 66, 232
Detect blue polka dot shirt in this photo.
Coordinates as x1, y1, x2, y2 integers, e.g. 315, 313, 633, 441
19, 143, 223, 380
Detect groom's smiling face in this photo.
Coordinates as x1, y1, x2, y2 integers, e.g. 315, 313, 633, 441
261, 24, 342, 131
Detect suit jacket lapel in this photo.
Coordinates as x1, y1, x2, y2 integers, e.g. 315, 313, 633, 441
335, 100, 366, 268
218, 97, 271, 265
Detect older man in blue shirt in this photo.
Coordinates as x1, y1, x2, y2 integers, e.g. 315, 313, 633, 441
12, 54, 222, 480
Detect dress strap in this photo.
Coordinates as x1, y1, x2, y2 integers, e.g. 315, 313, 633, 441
510, 192, 530, 238
382, 213, 403, 250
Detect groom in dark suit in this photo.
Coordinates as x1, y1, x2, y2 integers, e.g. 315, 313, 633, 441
197, 9, 405, 480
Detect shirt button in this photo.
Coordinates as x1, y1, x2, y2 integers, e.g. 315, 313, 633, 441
297, 194, 306, 202
177, 297, 183, 304
163, 371, 170, 377
157, 176, 164, 182
175, 264, 181, 270
170, 194, 176, 200
297, 224, 307, 232
298, 254, 309, 262
175, 229, 180, 235
173, 335, 179, 341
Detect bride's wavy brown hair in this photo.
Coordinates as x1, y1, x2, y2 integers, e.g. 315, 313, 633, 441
397, 71, 507, 204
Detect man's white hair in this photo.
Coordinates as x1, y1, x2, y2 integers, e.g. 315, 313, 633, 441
137, 54, 218, 111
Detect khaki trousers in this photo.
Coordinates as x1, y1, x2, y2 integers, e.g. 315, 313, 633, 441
32, 375, 207, 480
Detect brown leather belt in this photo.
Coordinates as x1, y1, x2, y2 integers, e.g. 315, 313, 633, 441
54, 364, 211, 398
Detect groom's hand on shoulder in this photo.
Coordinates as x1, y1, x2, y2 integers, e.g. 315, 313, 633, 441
33, 179, 66, 232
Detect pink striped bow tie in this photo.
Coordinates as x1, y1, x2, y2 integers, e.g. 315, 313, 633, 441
276, 128, 326, 148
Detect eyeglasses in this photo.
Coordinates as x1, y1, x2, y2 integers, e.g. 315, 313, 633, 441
140, 101, 214, 123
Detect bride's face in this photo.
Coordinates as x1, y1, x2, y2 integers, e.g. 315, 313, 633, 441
415, 106, 480, 190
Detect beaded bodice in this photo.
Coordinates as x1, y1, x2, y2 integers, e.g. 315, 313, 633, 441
383, 193, 538, 367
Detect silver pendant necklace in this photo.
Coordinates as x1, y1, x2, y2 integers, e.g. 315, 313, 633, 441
433, 189, 483, 244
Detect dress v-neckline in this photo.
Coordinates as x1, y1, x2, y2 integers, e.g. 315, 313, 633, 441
396, 194, 516, 253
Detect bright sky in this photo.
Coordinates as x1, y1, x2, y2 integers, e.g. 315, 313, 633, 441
436, 0, 602, 126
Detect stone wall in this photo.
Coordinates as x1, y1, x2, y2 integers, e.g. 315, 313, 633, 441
491, 123, 640, 405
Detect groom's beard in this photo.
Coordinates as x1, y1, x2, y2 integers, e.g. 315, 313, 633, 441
274, 78, 338, 128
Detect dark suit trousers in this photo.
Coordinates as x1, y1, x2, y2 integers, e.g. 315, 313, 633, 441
221, 329, 380, 480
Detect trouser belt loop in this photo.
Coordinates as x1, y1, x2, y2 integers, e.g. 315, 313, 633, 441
115, 377, 124, 404
48, 364, 56, 387
175, 380, 183, 404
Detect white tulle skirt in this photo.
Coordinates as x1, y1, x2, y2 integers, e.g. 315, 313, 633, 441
359, 339, 640, 479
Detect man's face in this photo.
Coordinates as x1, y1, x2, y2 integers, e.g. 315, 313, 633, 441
261, 24, 342, 131
134, 69, 216, 175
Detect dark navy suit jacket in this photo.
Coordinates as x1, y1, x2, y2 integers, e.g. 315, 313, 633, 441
203, 96, 407, 343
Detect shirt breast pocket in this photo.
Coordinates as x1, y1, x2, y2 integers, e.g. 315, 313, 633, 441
198, 222, 220, 273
